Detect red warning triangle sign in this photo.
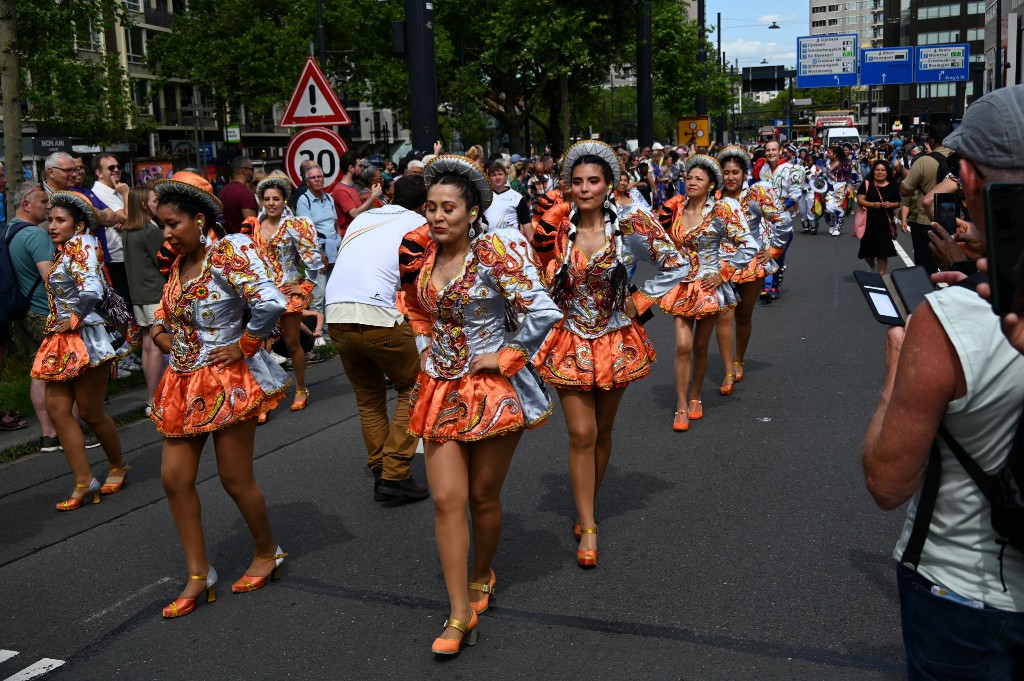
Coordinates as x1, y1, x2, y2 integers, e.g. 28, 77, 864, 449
280, 57, 352, 127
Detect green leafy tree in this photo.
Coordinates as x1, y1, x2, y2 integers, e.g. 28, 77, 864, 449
15, 0, 142, 142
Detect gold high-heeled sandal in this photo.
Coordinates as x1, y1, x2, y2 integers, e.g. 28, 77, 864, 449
577, 527, 598, 568
431, 611, 478, 655
55, 478, 101, 511
163, 567, 218, 618
231, 547, 288, 593
469, 569, 496, 614
100, 464, 132, 495
720, 372, 736, 396
733, 359, 745, 382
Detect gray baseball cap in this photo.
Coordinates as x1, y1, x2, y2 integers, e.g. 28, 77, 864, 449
944, 85, 1024, 168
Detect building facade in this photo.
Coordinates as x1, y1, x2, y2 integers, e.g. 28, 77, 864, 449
984, 0, 1024, 90
881, 0, 985, 130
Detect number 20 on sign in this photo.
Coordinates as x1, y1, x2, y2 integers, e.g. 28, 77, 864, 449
285, 127, 349, 189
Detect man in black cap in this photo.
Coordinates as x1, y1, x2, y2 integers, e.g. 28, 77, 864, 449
865, 85, 1024, 679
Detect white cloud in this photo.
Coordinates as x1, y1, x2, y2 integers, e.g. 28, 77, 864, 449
722, 38, 796, 67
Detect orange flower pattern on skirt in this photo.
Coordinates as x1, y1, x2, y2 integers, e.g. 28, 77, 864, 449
151, 358, 285, 436
408, 371, 549, 442
536, 319, 655, 390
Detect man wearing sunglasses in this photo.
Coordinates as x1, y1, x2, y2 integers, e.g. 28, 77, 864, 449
90, 154, 132, 305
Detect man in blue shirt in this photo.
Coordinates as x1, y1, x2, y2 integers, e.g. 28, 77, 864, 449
294, 163, 337, 314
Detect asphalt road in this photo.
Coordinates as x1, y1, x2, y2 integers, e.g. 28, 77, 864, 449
0, 218, 914, 681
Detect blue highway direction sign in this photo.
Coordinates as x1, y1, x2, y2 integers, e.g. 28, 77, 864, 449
859, 47, 914, 85
797, 34, 858, 88
915, 44, 970, 83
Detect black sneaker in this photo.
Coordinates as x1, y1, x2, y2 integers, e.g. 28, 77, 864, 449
39, 435, 62, 453
377, 476, 430, 502
82, 430, 102, 449
371, 468, 390, 502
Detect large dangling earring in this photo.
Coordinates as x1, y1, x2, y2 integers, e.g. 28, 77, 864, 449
197, 217, 207, 245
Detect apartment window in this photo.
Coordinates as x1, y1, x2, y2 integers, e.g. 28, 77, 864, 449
132, 80, 151, 114
966, 27, 983, 41
918, 83, 956, 96
812, 19, 827, 27
968, 1, 984, 11
76, 21, 102, 52
125, 0, 143, 11
828, 4, 840, 10
125, 27, 145, 63
812, 5, 827, 13
828, 18, 840, 25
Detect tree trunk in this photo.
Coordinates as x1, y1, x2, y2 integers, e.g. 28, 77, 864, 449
0, 0, 22, 216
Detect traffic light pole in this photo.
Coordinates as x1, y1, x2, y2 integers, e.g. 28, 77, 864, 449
405, 0, 439, 150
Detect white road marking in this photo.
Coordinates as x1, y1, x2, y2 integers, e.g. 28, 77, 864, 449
893, 238, 914, 267
2, 659, 65, 681
83, 576, 173, 623
0, 652, 16, 664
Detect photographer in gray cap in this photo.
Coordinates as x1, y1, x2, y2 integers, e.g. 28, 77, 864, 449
863, 85, 1024, 679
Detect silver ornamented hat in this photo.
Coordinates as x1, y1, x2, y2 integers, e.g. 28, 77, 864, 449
49, 190, 100, 231
683, 154, 724, 189
560, 140, 622, 186
715, 145, 752, 172
424, 154, 493, 210
256, 175, 293, 200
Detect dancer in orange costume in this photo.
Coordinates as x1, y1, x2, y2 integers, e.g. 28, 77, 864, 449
657, 155, 758, 431
398, 155, 561, 656
32, 191, 129, 510
715, 146, 792, 385
242, 176, 322, 417
149, 173, 290, 619
533, 141, 689, 568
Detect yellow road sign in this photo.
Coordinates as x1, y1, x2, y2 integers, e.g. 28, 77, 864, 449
678, 117, 711, 146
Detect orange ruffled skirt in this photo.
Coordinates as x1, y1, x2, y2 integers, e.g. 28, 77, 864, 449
283, 280, 315, 315
730, 252, 778, 284
408, 372, 547, 442
658, 280, 739, 319
31, 329, 116, 382
151, 360, 286, 437
535, 320, 655, 391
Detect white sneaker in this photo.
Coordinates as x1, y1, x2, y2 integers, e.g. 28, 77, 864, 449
267, 351, 288, 365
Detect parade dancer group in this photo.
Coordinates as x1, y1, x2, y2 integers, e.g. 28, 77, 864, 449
33, 140, 810, 656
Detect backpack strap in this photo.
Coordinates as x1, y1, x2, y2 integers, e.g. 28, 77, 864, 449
900, 440, 943, 568
937, 424, 993, 496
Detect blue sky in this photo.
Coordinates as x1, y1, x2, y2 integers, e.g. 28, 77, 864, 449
706, 2, 810, 70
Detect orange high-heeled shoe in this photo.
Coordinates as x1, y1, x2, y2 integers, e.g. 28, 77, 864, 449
687, 399, 703, 420
469, 569, 496, 614
577, 527, 598, 568
55, 478, 101, 511
257, 410, 270, 425
100, 464, 131, 495
231, 546, 287, 593
720, 372, 736, 396
163, 567, 217, 618
733, 359, 745, 383
673, 410, 689, 432
290, 389, 309, 411
431, 611, 478, 655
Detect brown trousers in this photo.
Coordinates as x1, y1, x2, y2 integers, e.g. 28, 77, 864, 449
328, 321, 420, 481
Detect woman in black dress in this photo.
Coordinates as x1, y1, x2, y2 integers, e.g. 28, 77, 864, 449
856, 160, 901, 274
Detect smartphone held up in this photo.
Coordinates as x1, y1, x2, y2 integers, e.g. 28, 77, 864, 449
984, 183, 1024, 317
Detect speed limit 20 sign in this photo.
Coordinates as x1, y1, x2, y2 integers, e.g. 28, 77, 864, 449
285, 127, 349, 189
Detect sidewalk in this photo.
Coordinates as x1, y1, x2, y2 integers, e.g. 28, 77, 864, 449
0, 382, 151, 458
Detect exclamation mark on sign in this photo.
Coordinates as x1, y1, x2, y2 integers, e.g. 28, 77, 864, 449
309, 85, 317, 114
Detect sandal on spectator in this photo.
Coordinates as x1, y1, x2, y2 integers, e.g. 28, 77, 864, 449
0, 410, 29, 431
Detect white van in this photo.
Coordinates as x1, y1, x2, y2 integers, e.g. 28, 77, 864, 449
823, 127, 860, 148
